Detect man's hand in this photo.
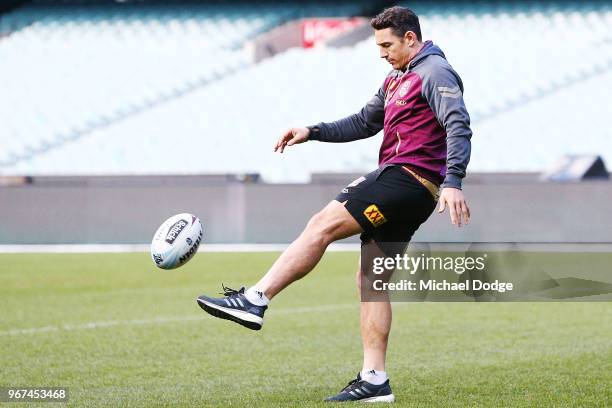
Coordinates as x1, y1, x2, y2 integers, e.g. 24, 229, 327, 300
438, 187, 470, 227
274, 127, 310, 153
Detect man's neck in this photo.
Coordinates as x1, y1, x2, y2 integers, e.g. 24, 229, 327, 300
400, 42, 424, 71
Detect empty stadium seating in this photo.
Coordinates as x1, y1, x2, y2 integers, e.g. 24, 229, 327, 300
0, 2, 368, 171
1, 1, 611, 181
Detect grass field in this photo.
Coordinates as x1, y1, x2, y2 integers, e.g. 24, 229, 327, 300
1, 252, 611, 407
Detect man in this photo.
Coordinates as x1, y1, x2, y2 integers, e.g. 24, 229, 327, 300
197, 6, 472, 403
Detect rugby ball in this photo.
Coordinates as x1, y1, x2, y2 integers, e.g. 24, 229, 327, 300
151, 213, 203, 269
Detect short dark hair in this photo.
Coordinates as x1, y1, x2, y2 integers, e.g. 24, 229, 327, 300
370, 6, 422, 42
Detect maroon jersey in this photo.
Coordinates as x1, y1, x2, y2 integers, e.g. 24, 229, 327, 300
309, 41, 472, 189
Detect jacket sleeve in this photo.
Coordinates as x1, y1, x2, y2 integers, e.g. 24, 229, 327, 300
307, 84, 385, 143
421, 63, 472, 189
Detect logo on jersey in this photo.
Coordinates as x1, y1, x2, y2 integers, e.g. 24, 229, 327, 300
364, 204, 387, 227
398, 80, 412, 97
395, 100, 407, 106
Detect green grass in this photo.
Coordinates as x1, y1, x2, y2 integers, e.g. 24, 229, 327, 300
1, 252, 611, 407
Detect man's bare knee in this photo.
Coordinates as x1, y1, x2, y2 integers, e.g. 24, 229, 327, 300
303, 211, 333, 246
303, 201, 361, 245
305, 210, 327, 231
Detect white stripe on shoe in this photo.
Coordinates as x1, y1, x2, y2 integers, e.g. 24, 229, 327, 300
197, 299, 264, 325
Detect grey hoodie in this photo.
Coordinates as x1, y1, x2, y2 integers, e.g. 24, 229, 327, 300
309, 41, 472, 189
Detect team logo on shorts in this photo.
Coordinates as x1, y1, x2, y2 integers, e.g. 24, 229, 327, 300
398, 80, 411, 97
364, 204, 387, 227
342, 176, 366, 193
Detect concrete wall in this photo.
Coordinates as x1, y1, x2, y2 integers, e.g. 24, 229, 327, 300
245, 20, 303, 63
1, 174, 611, 244
245, 17, 368, 63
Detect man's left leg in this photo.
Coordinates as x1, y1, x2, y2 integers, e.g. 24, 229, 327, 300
359, 276, 392, 372
325, 245, 395, 403
360, 300, 392, 371
357, 241, 392, 374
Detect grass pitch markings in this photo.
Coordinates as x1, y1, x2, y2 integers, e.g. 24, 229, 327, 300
0, 303, 357, 336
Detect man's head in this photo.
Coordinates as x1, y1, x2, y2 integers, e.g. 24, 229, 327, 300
371, 6, 422, 70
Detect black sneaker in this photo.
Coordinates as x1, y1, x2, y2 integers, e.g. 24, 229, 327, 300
325, 372, 395, 403
196, 285, 267, 330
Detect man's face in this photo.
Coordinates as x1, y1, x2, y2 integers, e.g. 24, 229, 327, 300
375, 28, 411, 70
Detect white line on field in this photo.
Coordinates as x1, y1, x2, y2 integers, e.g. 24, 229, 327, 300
0, 243, 361, 253
0, 303, 357, 337
3, 243, 612, 253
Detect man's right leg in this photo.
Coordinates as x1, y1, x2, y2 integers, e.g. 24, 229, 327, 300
196, 200, 362, 330
254, 200, 361, 300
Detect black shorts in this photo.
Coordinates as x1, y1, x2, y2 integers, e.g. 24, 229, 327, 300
335, 165, 437, 253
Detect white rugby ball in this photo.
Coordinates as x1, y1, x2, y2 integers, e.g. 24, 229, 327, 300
151, 213, 203, 269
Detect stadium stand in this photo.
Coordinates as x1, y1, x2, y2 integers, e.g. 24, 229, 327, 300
1, 1, 611, 181
0, 1, 375, 173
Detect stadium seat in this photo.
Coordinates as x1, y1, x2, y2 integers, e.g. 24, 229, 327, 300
1, 1, 611, 181
0, 2, 371, 170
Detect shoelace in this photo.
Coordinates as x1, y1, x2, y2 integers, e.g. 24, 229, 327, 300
220, 284, 245, 298
342, 376, 363, 393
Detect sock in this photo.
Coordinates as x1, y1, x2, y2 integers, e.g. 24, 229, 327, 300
361, 369, 388, 385
244, 287, 270, 306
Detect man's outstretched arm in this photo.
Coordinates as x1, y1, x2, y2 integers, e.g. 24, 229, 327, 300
274, 85, 386, 152
307, 86, 385, 143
